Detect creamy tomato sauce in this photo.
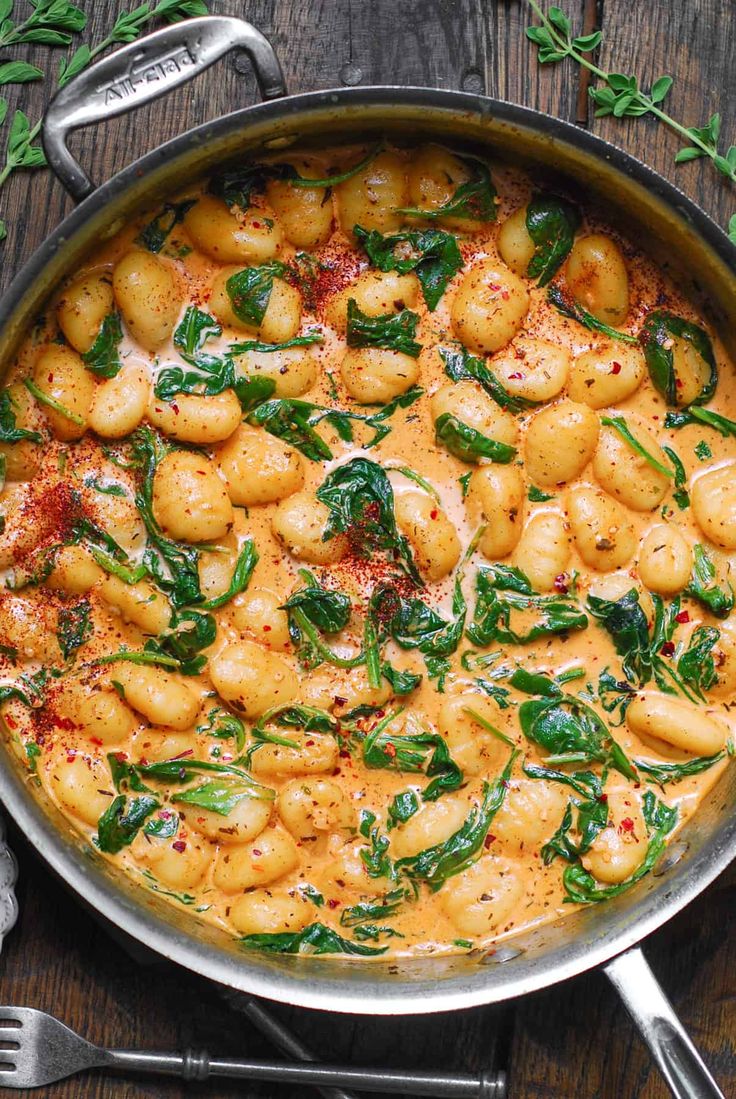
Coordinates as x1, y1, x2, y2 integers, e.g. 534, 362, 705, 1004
0, 143, 734, 960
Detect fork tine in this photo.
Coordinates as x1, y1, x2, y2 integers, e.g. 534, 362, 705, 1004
0, 1028, 22, 1042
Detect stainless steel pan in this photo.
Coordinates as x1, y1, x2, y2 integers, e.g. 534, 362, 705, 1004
1, 15, 734, 1098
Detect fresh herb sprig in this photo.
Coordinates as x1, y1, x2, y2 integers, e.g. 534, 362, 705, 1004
0, 1, 86, 49
526, 3, 736, 237
0, 1, 209, 240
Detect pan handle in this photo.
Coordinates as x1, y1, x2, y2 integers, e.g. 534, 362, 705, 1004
41, 15, 286, 202
604, 946, 723, 1099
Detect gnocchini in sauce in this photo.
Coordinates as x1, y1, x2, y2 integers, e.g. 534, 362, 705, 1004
0, 142, 734, 959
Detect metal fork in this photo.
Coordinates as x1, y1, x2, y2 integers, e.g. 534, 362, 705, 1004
0, 1006, 505, 1096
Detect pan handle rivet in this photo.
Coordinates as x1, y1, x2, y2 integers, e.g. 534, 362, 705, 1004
481, 944, 524, 965
461, 68, 485, 94
340, 63, 363, 86
653, 840, 688, 876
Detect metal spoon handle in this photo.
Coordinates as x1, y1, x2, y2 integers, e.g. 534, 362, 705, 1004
605, 947, 724, 1099
107, 1048, 501, 1097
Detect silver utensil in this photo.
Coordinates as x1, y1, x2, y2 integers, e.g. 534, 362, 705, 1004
0, 1006, 505, 1096
221, 989, 364, 1099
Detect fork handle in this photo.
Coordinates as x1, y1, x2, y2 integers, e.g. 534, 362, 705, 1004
105, 1049, 501, 1097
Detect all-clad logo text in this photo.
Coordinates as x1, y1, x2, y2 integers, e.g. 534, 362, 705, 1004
103, 46, 195, 104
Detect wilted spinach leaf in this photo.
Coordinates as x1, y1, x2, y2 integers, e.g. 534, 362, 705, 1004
662, 445, 689, 509
360, 716, 463, 801
136, 200, 195, 252
440, 344, 536, 414
240, 922, 387, 956
685, 544, 734, 618
56, 600, 92, 660
395, 749, 518, 890
0, 389, 41, 444
434, 412, 517, 464
563, 792, 677, 903
316, 457, 422, 585
640, 310, 716, 406
354, 225, 463, 310
97, 794, 159, 854
174, 306, 222, 357
677, 625, 720, 697
282, 571, 355, 670
81, 312, 123, 379
525, 194, 580, 286
208, 165, 269, 208
634, 752, 725, 786
466, 564, 588, 646
226, 262, 289, 327
588, 589, 696, 701
665, 405, 736, 439
547, 284, 638, 343
395, 155, 497, 222
248, 388, 423, 462
173, 779, 259, 816
346, 300, 421, 357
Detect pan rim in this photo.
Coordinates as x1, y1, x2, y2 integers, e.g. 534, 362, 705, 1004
2, 84, 735, 1014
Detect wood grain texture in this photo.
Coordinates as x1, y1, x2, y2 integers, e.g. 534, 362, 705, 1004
589, 0, 736, 229
0, 2, 735, 1097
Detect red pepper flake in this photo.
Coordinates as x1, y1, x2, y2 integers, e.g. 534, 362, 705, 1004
252, 849, 262, 857
262, 624, 272, 632
384, 743, 397, 758
172, 840, 186, 853
675, 610, 690, 624
660, 641, 675, 657
508, 371, 524, 380
3, 716, 15, 730
172, 748, 194, 760
610, 361, 622, 375
501, 290, 510, 300
305, 739, 315, 747
598, 793, 608, 804
484, 834, 496, 848
66, 752, 76, 763
620, 817, 635, 834
90, 736, 103, 747
114, 751, 128, 762
327, 898, 341, 909
430, 509, 438, 520
553, 574, 569, 594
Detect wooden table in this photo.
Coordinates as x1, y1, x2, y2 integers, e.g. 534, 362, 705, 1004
0, 1, 735, 1095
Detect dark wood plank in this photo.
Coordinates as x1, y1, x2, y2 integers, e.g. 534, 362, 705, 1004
588, 0, 736, 229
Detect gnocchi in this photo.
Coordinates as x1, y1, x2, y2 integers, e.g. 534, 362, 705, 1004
2, 140, 732, 964
451, 259, 530, 355
565, 234, 629, 326
217, 422, 304, 506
